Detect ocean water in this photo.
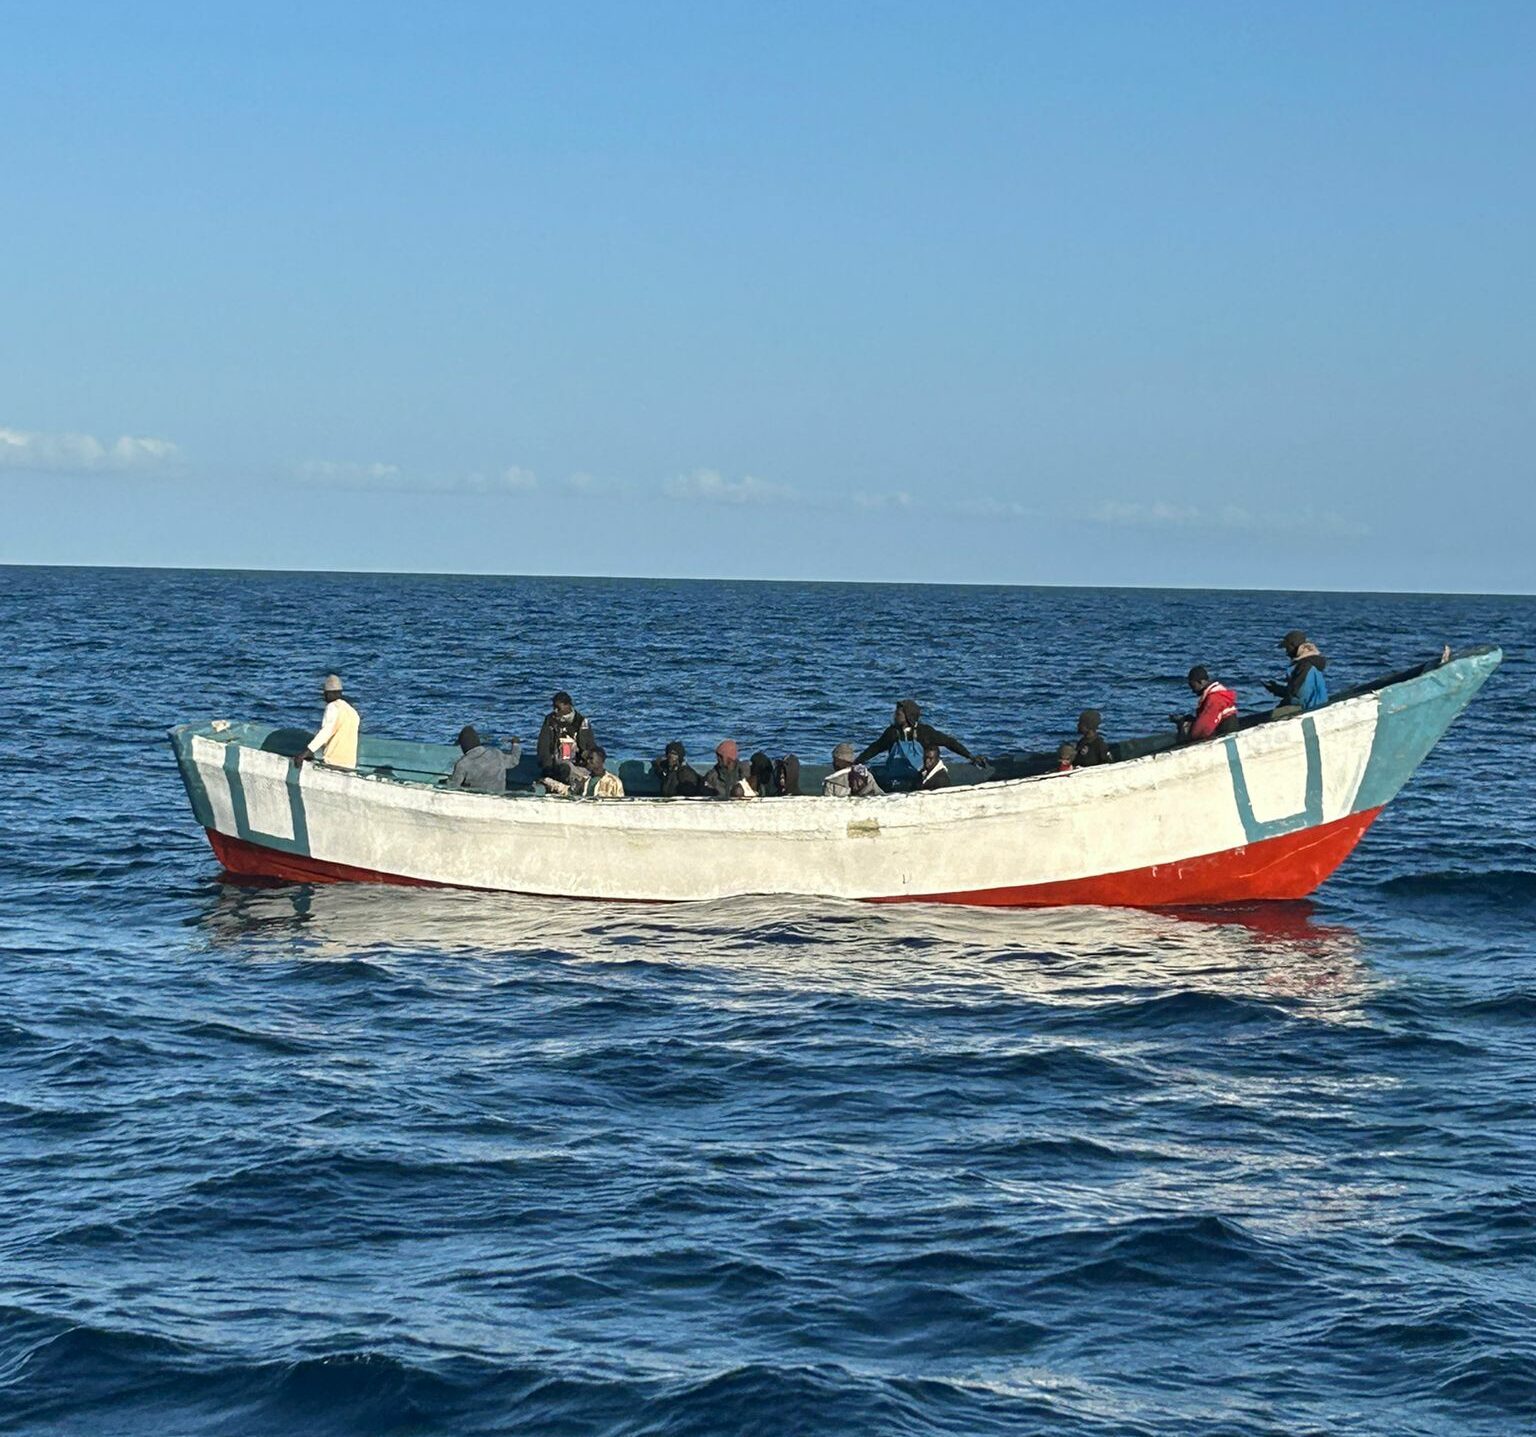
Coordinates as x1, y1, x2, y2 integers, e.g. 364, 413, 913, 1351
2, 565, 1534, 1436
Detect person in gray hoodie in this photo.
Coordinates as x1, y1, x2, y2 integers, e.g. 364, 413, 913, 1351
442, 726, 521, 793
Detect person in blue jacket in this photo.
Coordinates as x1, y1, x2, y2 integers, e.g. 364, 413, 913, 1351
1266, 630, 1329, 711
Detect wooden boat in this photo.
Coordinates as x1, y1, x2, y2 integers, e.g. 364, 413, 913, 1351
169, 647, 1500, 907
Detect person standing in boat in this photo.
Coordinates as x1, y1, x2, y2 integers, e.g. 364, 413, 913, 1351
702, 740, 746, 798
292, 674, 359, 769
1173, 667, 1239, 742
856, 699, 987, 788
537, 691, 595, 784
1266, 630, 1329, 712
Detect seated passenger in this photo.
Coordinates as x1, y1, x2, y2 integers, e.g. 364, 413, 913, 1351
442, 725, 521, 793
774, 755, 802, 795
749, 751, 775, 798
1265, 630, 1329, 712
1057, 742, 1076, 772
848, 764, 882, 798
702, 740, 745, 799
856, 699, 987, 788
1073, 709, 1113, 766
537, 690, 596, 783
575, 747, 624, 798
1172, 666, 1239, 742
293, 674, 360, 769
918, 743, 950, 790
652, 741, 704, 797
824, 745, 884, 797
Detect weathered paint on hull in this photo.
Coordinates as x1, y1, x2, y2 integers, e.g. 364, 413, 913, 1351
172, 648, 1501, 907
207, 804, 1384, 906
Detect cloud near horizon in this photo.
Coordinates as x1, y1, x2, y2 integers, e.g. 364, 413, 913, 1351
0, 425, 179, 474
294, 460, 538, 494
1088, 500, 1369, 540
663, 469, 797, 506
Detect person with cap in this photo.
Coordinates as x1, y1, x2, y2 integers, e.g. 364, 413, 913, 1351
1171, 666, 1239, 742
293, 674, 360, 769
1265, 630, 1329, 712
856, 699, 986, 788
1073, 709, 1113, 767
651, 741, 704, 797
537, 691, 596, 784
823, 743, 884, 797
442, 726, 522, 793
702, 740, 745, 799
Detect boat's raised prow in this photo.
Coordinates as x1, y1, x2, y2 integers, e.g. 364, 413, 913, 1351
170, 647, 1501, 907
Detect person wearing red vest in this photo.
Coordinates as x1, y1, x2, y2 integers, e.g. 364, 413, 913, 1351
1173, 666, 1239, 742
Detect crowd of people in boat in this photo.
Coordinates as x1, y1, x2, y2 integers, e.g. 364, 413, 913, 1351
290, 629, 1331, 799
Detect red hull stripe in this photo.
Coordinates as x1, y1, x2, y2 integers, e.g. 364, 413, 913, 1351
205, 805, 1384, 907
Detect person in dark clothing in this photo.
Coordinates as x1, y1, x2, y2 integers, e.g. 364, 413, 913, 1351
1265, 630, 1329, 712
1073, 709, 1113, 767
702, 740, 745, 799
774, 755, 801, 796
918, 743, 950, 790
856, 699, 988, 787
537, 691, 595, 782
442, 724, 521, 793
651, 741, 703, 797
749, 751, 775, 798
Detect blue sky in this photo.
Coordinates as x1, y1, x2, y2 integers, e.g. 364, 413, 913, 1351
2, 2, 1531, 589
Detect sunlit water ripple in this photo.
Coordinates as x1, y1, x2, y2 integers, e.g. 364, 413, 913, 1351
1, 567, 1534, 1435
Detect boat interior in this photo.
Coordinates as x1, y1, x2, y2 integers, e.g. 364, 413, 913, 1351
205, 649, 1484, 798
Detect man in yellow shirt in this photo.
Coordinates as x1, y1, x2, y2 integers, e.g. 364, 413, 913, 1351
293, 674, 360, 769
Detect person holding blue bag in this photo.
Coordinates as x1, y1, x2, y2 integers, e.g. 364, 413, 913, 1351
856, 699, 988, 790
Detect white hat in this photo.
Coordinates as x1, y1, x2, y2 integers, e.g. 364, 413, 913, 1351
322, 674, 344, 693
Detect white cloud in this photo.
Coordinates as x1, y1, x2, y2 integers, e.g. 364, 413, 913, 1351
0, 425, 180, 474
664, 468, 798, 506
1088, 500, 1368, 539
850, 489, 912, 512
954, 497, 1037, 520
293, 460, 538, 495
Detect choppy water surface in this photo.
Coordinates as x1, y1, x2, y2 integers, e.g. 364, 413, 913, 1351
2, 566, 1534, 1435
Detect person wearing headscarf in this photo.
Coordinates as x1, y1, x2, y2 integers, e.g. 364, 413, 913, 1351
703, 740, 745, 799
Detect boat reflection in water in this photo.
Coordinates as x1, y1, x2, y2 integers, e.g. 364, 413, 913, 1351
196, 878, 1370, 1013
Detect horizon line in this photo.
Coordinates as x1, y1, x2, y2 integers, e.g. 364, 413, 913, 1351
1, 557, 1531, 601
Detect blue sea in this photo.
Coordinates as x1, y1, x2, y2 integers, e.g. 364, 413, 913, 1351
2, 565, 1534, 1436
